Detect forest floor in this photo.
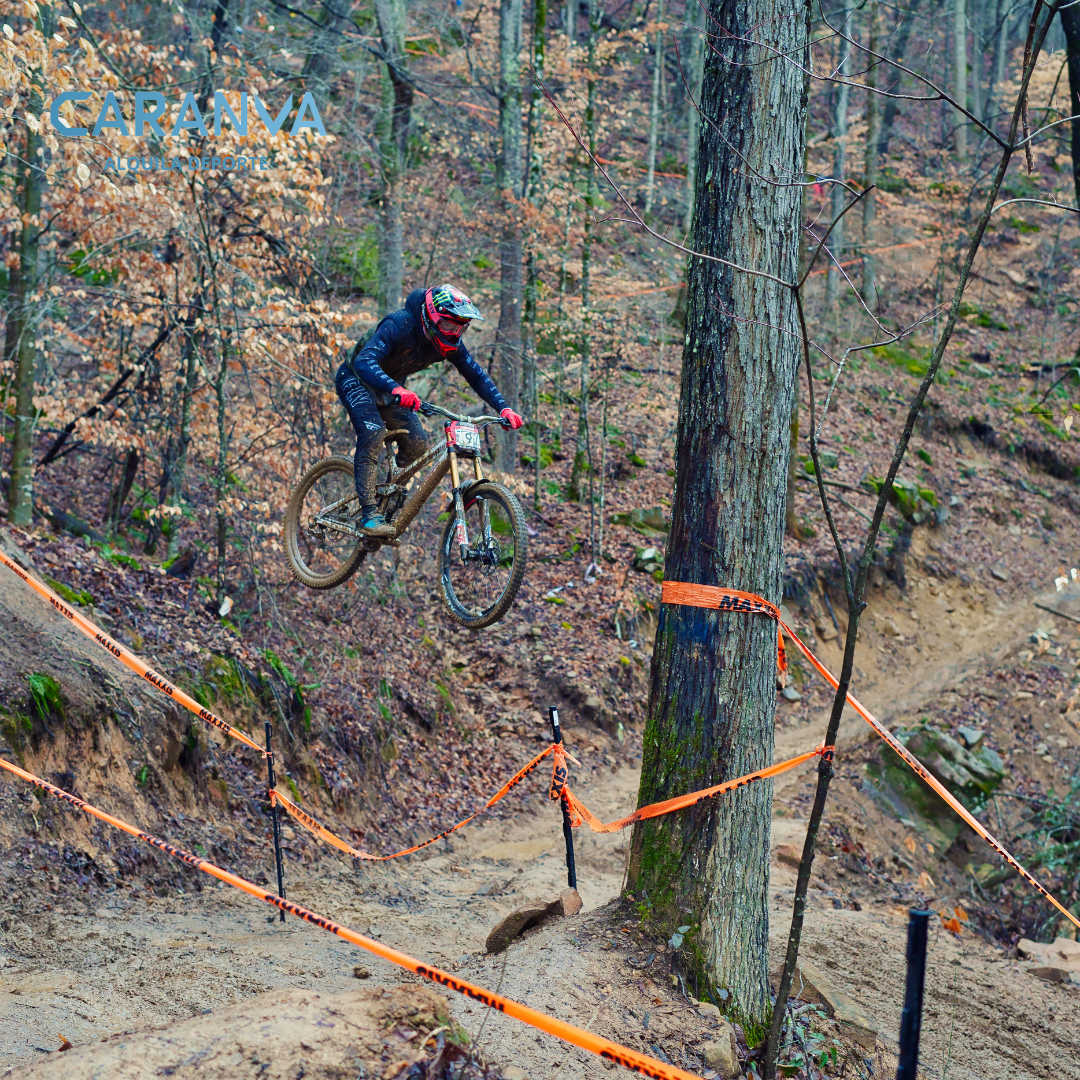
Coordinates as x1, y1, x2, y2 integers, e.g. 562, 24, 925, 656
1, 523, 1080, 1079
7, 168, 1080, 1076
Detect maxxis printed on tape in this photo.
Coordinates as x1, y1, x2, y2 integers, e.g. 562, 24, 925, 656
0, 755, 703, 1080
0, 547, 264, 754
2, 540, 1071, 930
660, 579, 1080, 932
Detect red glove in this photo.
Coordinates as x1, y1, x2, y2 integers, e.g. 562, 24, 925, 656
500, 408, 524, 430
392, 386, 421, 411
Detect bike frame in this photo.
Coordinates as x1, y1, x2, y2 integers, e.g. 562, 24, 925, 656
313, 405, 502, 559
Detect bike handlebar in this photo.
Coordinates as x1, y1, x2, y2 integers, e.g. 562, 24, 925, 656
419, 401, 512, 428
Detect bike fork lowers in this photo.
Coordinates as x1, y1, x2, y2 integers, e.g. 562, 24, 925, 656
448, 450, 469, 560
448, 452, 489, 562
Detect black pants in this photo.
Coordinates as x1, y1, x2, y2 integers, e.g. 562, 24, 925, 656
335, 364, 429, 512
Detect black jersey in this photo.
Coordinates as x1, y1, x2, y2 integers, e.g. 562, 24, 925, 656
348, 289, 507, 412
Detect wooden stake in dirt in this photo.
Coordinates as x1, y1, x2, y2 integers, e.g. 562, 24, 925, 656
549, 706, 577, 889
896, 909, 931, 1080
265, 720, 287, 922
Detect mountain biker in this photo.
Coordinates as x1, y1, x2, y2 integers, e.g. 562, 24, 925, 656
335, 285, 524, 537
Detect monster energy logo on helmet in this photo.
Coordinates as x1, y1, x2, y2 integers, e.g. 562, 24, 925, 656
422, 284, 484, 356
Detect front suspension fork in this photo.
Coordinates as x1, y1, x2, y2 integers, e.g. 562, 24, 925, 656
448, 450, 470, 559
448, 452, 491, 562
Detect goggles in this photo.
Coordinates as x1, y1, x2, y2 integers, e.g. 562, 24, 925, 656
437, 317, 468, 338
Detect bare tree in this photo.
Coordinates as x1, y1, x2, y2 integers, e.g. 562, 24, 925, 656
645, 0, 665, 218
765, 3, 1067, 1072
497, 0, 526, 472
375, 0, 413, 312
954, 0, 969, 158
862, 0, 880, 310
824, 0, 851, 315
5, 3, 51, 526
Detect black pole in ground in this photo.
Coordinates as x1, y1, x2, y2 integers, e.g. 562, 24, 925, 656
896, 909, 932, 1080
264, 720, 287, 922
549, 706, 577, 890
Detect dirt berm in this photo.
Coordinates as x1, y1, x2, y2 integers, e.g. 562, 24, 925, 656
1, 984, 488, 1080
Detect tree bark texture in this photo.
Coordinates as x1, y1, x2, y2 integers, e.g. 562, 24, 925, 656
497, 0, 525, 472
7, 125, 42, 527
1062, 3, 1080, 209
627, 0, 808, 1029
375, 0, 413, 313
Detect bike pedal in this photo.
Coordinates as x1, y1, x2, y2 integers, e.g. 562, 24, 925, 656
387, 538, 402, 547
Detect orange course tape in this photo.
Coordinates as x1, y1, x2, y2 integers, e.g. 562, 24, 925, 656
0, 547, 265, 755
271, 743, 558, 861
554, 745, 832, 834
0, 755, 702, 1080
661, 580, 1080, 931
278, 733, 831, 863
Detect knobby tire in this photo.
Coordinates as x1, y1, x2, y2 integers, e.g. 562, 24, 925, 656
284, 455, 368, 589
439, 481, 527, 629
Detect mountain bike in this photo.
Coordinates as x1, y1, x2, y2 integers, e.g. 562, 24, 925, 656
284, 402, 527, 629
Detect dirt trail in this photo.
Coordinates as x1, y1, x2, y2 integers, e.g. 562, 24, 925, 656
3, 746, 1076, 1080
2, 550, 1079, 1078
0, 753, 630, 1075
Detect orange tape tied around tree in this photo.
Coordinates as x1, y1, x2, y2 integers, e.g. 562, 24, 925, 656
661, 579, 1080, 931
0, 755, 702, 1080
0, 548, 265, 754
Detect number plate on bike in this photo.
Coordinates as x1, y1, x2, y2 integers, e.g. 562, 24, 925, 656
447, 421, 481, 454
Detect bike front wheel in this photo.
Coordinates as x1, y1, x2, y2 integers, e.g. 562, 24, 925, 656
284, 455, 368, 589
438, 481, 527, 629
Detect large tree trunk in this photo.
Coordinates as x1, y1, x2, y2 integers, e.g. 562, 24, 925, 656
375, 0, 413, 312
496, 0, 525, 472
1062, 4, 1080, 208
627, 0, 808, 1031
7, 126, 43, 526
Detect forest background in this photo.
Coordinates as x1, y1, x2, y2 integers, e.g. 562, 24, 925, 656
2, 0, 1080, 1075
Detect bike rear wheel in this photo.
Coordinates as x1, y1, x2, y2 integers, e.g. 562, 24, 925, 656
438, 481, 527, 629
284, 455, 368, 589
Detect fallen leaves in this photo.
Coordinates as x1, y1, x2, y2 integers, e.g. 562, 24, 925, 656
939, 906, 969, 937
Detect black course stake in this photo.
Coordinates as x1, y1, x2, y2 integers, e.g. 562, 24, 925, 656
264, 720, 287, 922
549, 706, 578, 890
896, 909, 932, 1080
